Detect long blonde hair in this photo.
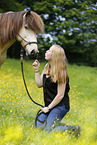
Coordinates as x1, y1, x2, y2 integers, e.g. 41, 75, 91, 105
44, 44, 68, 84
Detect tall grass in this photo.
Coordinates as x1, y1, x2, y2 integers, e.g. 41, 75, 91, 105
0, 58, 97, 145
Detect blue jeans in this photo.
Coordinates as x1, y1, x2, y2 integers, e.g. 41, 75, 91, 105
35, 105, 70, 132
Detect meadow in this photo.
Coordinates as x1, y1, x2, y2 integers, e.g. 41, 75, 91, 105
0, 58, 97, 145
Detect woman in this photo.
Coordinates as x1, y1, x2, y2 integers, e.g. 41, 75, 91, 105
33, 44, 81, 137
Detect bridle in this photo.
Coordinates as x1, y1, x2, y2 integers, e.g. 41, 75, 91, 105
18, 33, 38, 48
18, 33, 38, 56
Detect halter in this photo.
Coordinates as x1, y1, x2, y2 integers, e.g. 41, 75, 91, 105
18, 33, 38, 48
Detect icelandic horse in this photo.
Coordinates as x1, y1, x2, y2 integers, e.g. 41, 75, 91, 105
0, 10, 44, 68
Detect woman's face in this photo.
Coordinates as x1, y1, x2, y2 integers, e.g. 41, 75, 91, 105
45, 48, 52, 61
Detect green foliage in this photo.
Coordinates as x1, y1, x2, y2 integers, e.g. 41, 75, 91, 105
33, 0, 97, 66
0, 59, 97, 144
0, 0, 26, 12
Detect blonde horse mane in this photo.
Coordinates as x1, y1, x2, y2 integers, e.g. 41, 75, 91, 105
0, 10, 44, 46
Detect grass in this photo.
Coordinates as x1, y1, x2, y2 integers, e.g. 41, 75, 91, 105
0, 58, 97, 145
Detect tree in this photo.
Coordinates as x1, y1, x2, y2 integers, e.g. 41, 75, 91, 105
0, 0, 26, 12
33, 0, 97, 65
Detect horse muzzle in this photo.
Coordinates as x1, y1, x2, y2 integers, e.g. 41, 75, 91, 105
27, 50, 39, 59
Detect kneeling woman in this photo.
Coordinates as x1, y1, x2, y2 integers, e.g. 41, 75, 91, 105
33, 44, 81, 137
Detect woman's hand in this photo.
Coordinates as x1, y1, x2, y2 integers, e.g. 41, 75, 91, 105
32, 60, 40, 71
41, 107, 50, 113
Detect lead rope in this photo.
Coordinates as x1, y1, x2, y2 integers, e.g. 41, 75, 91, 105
20, 47, 44, 108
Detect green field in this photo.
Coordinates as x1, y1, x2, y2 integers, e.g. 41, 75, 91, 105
0, 58, 97, 145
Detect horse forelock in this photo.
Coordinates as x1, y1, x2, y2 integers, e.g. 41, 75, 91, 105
26, 11, 44, 34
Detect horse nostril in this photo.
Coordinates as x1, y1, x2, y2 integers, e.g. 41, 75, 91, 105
28, 50, 39, 59
30, 50, 35, 56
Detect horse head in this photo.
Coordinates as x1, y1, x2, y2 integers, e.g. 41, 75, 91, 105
16, 10, 44, 57
0, 10, 44, 67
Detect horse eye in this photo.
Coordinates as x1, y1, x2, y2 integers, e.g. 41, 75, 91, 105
25, 26, 27, 29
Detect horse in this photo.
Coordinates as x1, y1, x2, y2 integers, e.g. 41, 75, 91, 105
0, 10, 44, 67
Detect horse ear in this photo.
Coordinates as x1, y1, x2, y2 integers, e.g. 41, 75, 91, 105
23, 10, 31, 25
26, 10, 31, 17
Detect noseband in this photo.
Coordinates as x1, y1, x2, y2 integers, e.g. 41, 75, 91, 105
18, 33, 38, 48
